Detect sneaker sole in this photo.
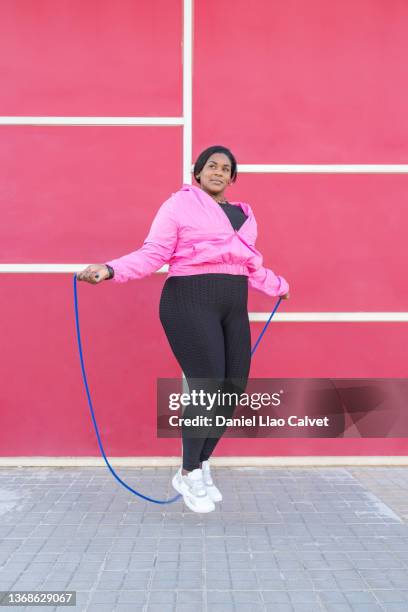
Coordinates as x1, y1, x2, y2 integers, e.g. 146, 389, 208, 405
206, 486, 222, 502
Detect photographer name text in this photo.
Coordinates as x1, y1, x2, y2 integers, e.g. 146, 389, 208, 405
168, 415, 330, 427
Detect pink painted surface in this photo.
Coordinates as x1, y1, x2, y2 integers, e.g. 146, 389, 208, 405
0, 0, 182, 116
194, 0, 408, 163
0, 127, 183, 261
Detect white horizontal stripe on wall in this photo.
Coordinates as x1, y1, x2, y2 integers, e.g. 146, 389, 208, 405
0, 117, 184, 126
235, 164, 408, 174
1, 456, 408, 467
0, 264, 169, 274
249, 312, 408, 322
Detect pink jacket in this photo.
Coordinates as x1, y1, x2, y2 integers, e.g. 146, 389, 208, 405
105, 183, 289, 297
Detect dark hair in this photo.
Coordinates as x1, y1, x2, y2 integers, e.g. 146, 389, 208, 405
193, 145, 238, 184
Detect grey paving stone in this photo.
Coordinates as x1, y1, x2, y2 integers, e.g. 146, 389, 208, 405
116, 590, 147, 603
207, 590, 234, 604
150, 578, 178, 589
232, 590, 263, 603
88, 590, 117, 603
322, 604, 353, 611
148, 589, 176, 603
261, 590, 291, 603
292, 605, 324, 612
289, 591, 321, 603
177, 590, 204, 603
178, 579, 203, 589
335, 579, 370, 590
234, 605, 265, 611
319, 591, 348, 604
351, 606, 383, 612
343, 591, 378, 604
372, 589, 408, 603
143, 606, 174, 612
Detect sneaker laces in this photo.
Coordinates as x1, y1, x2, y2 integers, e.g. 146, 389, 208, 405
191, 481, 207, 496
185, 473, 207, 497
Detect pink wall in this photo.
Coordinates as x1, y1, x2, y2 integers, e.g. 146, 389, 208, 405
1, 0, 407, 458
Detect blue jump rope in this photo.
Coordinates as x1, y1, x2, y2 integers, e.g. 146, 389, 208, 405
73, 273, 282, 504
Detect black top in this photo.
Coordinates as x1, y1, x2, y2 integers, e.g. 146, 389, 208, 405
105, 200, 248, 280
217, 201, 248, 231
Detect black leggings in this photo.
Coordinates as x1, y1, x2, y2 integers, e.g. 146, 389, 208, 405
159, 273, 251, 471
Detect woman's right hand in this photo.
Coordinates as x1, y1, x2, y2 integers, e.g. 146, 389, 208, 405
76, 264, 110, 284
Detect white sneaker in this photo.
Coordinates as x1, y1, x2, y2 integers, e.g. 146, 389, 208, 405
172, 468, 215, 513
201, 460, 222, 502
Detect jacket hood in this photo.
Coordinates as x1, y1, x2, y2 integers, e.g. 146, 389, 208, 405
177, 183, 253, 219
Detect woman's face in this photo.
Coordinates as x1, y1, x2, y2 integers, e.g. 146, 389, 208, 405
196, 153, 232, 199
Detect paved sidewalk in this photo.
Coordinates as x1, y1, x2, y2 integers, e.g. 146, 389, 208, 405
1, 466, 408, 612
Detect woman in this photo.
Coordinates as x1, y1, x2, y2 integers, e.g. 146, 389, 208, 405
77, 145, 290, 513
